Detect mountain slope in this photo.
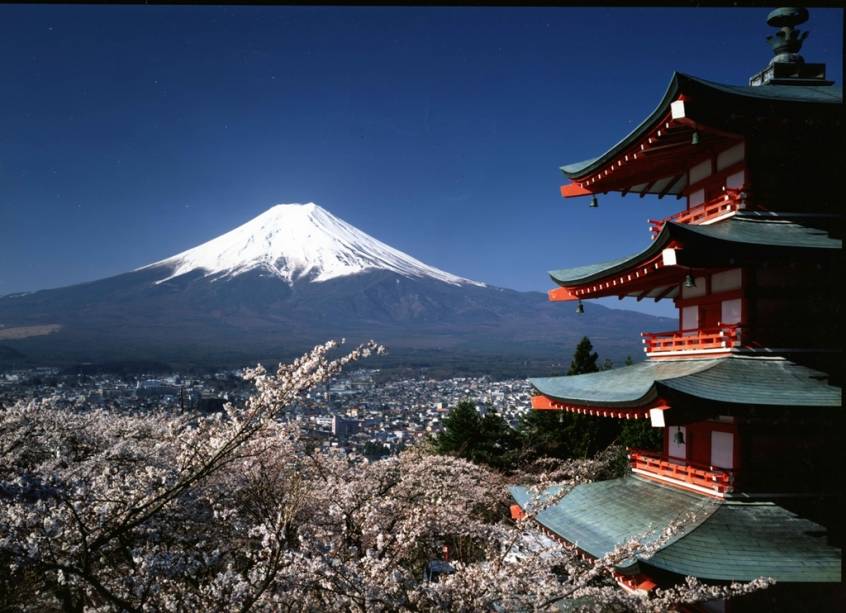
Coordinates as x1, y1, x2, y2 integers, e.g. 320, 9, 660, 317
142, 203, 483, 287
0, 204, 675, 370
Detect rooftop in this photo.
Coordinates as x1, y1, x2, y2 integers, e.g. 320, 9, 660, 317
560, 72, 842, 182
511, 476, 841, 582
530, 355, 841, 410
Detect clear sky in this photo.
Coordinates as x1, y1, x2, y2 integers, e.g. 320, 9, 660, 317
1, 5, 842, 316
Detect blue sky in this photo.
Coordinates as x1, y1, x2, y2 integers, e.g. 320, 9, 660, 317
1, 5, 842, 316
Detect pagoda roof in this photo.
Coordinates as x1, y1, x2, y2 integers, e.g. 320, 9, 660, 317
548, 212, 841, 293
530, 355, 842, 409
510, 477, 841, 582
560, 72, 842, 181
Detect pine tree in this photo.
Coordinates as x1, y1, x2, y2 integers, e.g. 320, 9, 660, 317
518, 337, 621, 461
435, 401, 520, 469
619, 419, 662, 450
564, 337, 619, 457
568, 337, 599, 375
435, 401, 480, 456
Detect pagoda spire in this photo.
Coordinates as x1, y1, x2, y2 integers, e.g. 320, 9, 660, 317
749, 7, 833, 86
765, 7, 809, 65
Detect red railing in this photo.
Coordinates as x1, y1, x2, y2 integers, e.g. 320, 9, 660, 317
628, 448, 734, 496
650, 188, 745, 239
641, 323, 742, 355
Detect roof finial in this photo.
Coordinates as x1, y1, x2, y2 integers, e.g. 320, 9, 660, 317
749, 7, 832, 87
765, 7, 809, 65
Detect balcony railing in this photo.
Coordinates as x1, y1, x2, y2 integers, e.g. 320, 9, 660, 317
642, 323, 742, 356
628, 448, 734, 497
649, 188, 745, 239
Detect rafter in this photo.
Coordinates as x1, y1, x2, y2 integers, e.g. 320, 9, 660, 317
658, 174, 684, 199
653, 285, 677, 302
639, 179, 657, 198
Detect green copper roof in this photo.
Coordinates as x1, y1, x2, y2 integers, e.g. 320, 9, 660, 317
648, 501, 842, 582
548, 213, 841, 286
674, 212, 842, 250
530, 356, 841, 408
510, 478, 719, 567
690, 77, 842, 104
561, 72, 842, 180
529, 359, 715, 407
511, 477, 842, 583
560, 158, 600, 175
657, 356, 842, 407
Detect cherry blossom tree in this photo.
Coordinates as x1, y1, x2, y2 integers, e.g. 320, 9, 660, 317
0, 340, 770, 611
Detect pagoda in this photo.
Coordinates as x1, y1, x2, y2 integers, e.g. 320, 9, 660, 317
510, 8, 842, 607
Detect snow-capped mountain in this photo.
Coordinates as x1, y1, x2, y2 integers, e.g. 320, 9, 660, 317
142, 203, 484, 287
0, 203, 675, 370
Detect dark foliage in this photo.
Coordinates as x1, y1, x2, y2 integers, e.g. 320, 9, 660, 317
433, 401, 521, 470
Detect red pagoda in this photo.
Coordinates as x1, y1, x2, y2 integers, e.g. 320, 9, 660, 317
511, 7, 842, 608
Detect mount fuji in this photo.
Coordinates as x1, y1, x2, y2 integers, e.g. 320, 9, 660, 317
0, 203, 674, 372
141, 203, 485, 288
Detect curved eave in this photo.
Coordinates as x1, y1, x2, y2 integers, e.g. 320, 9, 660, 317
560, 72, 843, 182
560, 72, 685, 180
547, 214, 842, 300
656, 356, 842, 408
548, 222, 674, 287
529, 359, 719, 409
531, 356, 841, 410
645, 500, 842, 582
511, 478, 842, 583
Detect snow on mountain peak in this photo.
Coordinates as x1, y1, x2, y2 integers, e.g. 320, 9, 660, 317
141, 203, 485, 287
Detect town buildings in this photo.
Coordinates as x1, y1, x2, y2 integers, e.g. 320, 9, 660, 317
511, 7, 842, 608
1, 366, 532, 459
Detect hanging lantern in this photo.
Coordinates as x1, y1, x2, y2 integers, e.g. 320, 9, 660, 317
576, 300, 585, 314
589, 194, 599, 208
691, 131, 700, 145
674, 427, 685, 445
684, 273, 696, 288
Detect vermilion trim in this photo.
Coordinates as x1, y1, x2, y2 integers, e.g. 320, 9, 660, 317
547, 287, 579, 302
560, 182, 593, 198
531, 394, 670, 419
547, 247, 679, 302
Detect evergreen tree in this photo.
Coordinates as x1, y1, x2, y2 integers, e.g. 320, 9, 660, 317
476, 410, 522, 469
619, 419, 662, 451
434, 401, 520, 470
517, 410, 574, 460
624, 355, 634, 366
435, 401, 480, 456
519, 337, 620, 461
568, 337, 599, 375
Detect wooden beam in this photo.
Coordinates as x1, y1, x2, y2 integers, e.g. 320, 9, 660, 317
674, 116, 742, 140
561, 182, 593, 198
639, 179, 657, 198
548, 286, 579, 302
658, 174, 684, 199
641, 139, 692, 155
653, 285, 676, 302
532, 394, 559, 410
635, 287, 652, 302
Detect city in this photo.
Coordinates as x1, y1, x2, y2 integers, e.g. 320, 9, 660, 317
0, 365, 533, 459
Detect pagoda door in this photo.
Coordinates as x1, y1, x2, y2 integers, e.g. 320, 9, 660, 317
686, 425, 709, 466
700, 303, 721, 329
